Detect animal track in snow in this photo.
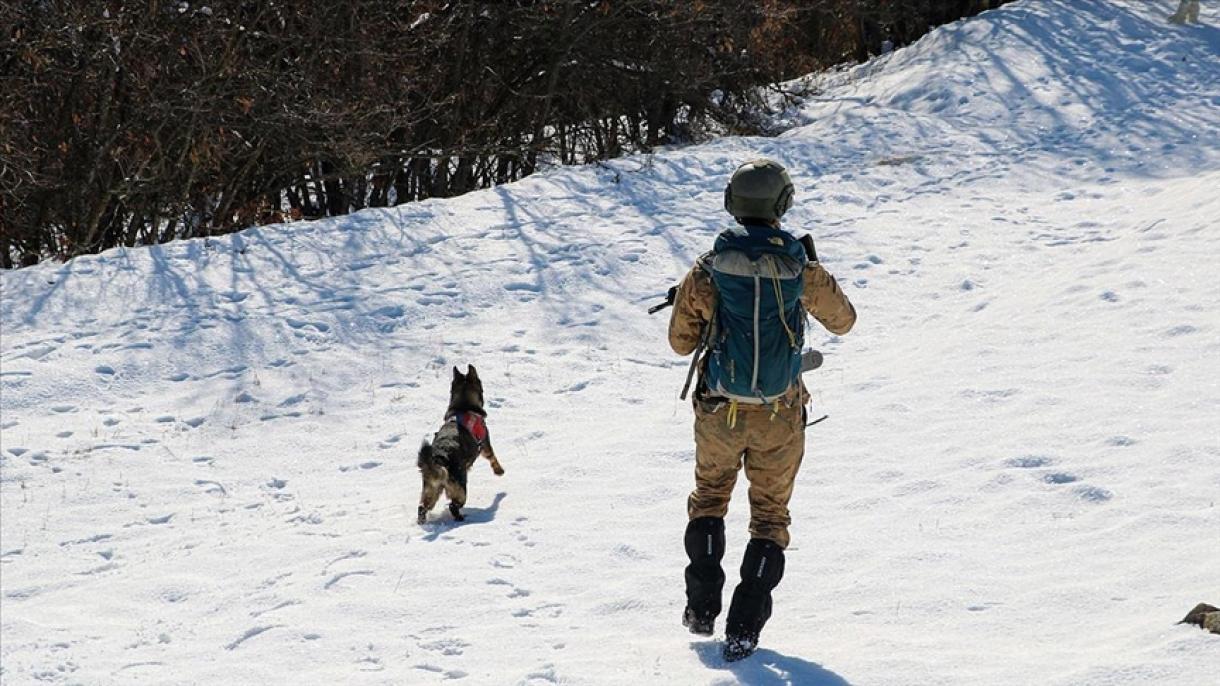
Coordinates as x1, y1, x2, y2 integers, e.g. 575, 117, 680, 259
322, 550, 367, 575
487, 577, 531, 598
225, 625, 284, 650
413, 663, 468, 680
194, 480, 227, 496
59, 533, 113, 547
205, 365, 247, 380
286, 319, 330, 333
323, 570, 373, 590
250, 600, 299, 618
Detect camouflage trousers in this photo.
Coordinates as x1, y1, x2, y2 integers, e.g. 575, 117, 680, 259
687, 397, 806, 549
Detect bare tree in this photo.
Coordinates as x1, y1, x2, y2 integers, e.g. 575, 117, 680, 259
1, 0, 1013, 267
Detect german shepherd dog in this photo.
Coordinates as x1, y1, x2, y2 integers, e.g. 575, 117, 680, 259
417, 365, 504, 524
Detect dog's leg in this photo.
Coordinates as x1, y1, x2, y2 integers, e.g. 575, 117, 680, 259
418, 475, 444, 524
482, 438, 505, 476
445, 481, 468, 521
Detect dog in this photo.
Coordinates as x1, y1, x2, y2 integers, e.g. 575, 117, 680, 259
417, 365, 504, 524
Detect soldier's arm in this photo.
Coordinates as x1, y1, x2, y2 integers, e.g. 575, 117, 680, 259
801, 262, 856, 335
667, 264, 715, 355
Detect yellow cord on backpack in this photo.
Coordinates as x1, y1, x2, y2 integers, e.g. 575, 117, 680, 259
770, 399, 780, 421
770, 262, 798, 349
727, 399, 739, 429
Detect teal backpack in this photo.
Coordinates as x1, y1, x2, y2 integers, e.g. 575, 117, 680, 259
704, 224, 807, 404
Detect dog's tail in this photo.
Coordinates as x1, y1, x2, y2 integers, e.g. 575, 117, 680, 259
417, 440, 434, 470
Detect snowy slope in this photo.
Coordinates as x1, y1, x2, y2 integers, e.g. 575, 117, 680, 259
2, 1, 1218, 684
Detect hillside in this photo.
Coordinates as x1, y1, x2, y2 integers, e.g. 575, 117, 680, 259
2, 1, 1218, 684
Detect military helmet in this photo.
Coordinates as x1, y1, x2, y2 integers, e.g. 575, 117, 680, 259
723, 158, 794, 221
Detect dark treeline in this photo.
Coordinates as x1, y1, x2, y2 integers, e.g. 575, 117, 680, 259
1, 0, 1006, 268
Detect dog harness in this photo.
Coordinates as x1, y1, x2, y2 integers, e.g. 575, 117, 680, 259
453, 412, 488, 446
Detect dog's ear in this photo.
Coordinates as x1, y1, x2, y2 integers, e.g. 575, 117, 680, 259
453, 366, 463, 380
466, 364, 478, 380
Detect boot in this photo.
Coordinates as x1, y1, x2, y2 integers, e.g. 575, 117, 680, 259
682, 517, 726, 636
723, 538, 785, 662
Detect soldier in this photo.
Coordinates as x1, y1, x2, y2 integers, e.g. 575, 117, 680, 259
668, 159, 856, 661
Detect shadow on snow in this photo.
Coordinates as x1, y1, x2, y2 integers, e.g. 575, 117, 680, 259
420, 491, 507, 542
692, 641, 852, 686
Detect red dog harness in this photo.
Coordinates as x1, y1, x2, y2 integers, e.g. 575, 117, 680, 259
454, 412, 488, 446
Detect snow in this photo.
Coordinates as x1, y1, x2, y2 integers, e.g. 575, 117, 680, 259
2, 1, 1218, 684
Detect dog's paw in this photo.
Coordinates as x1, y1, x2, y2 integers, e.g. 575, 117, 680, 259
494, 467, 505, 476
449, 503, 465, 521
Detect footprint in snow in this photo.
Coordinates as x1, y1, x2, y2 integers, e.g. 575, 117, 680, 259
487, 578, 532, 598
418, 637, 469, 656
554, 381, 589, 394
1005, 456, 1052, 469
1074, 485, 1113, 503
491, 554, 518, 569
1164, 325, 1197, 337
513, 603, 564, 620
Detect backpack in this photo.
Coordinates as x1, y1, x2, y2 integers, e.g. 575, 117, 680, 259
704, 224, 807, 404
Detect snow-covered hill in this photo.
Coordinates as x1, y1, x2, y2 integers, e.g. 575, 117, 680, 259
2, 1, 1218, 684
